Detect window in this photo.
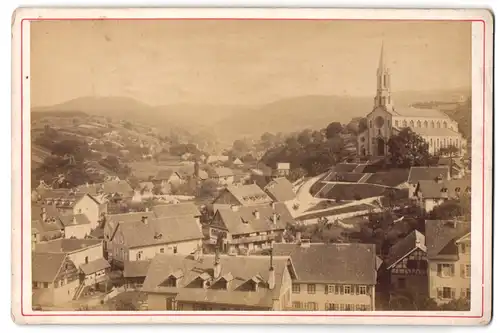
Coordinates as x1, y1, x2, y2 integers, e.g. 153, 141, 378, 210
431, 121, 435, 128
160, 248, 164, 254
417, 120, 421, 128
358, 285, 367, 295
173, 246, 178, 254
43, 282, 49, 288
463, 264, 471, 278
410, 120, 414, 127
439, 287, 455, 299
437, 122, 441, 128
403, 120, 408, 127
306, 302, 318, 311
395, 120, 399, 127
461, 288, 471, 299
335, 285, 341, 294
307, 284, 316, 294
444, 121, 448, 128
85, 256, 89, 264
345, 304, 353, 311
339, 304, 345, 311
292, 301, 302, 309
424, 121, 428, 128
438, 263, 455, 277
460, 243, 471, 254
328, 285, 335, 294
325, 303, 336, 311
292, 284, 300, 294
136, 251, 143, 261
343, 285, 351, 295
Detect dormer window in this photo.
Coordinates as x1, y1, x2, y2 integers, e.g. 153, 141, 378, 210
455, 187, 461, 193
160, 269, 184, 288
440, 188, 448, 193
465, 187, 471, 193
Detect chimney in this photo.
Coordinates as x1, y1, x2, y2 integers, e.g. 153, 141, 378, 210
230, 205, 239, 212
253, 210, 260, 219
271, 202, 276, 210
142, 216, 149, 225
268, 245, 275, 290
435, 174, 444, 184
145, 207, 149, 212
296, 231, 302, 244
213, 253, 222, 279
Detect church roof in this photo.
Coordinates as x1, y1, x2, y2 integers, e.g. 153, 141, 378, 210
410, 127, 462, 137
391, 107, 451, 119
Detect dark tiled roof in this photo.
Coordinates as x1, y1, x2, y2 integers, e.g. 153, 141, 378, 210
264, 177, 296, 202
386, 230, 426, 268
59, 214, 91, 227
408, 166, 450, 184
222, 184, 272, 206
116, 216, 203, 249
417, 179, 471, 199
32, 252, 67, 283
425, 220, 471, 259
152, 202, 201, 218
215, 203, 291, 235
77, 180, 134, 196
34, 238, 102, 253
80, 258, 110, 275
273, 243, 378, 285
123, 260, 152, 278
207, 167, 234, 178
142, 254, 288, 308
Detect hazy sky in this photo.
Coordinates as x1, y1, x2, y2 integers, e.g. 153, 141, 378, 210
31, 20, 471, 107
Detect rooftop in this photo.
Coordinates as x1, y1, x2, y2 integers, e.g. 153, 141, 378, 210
219, 184, 273, 206
31, 252, 67, 283
263, 177, 296, 202
425, 220, 470, 259
386, 230, 427, 268
408, 166, 450, 184
34, 238, 102, 253
152, 202, 201, 218
417, 178, 471, 199
391, 106, 451, 119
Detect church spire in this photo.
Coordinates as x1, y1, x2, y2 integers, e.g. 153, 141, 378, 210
378, 42, 386, 72
374, 42, 392, 109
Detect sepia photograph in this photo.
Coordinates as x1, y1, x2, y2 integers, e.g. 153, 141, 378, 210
11, 7, 493, 325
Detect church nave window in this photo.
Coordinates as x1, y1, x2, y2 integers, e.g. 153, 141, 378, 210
403, 120, 407, 127
437, 122, 441, 128
417, 120, 421, 128
443, 121, 447, 128
409, 120, 414, 127
431, 121, 435, 128
424, 121, 428, 128
394, 120, 399, 127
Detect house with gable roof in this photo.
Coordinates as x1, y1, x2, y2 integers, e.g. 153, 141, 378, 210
142, 251, 293, 311
385, 230, 428, 294
425, 220, 471, 305
263, 177, 297, 204
208, 202, 291, 254
273, 242, 380, 311
212, 184, 273, 208
414, 177, 471, 212
207, 167, 235, 186
77, 180, 134, 203
407, 166, 450, 200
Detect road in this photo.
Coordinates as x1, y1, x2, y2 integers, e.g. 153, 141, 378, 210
291, 173, 327, 217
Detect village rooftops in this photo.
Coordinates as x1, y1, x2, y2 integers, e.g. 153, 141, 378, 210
142, 253, 290, 309
114, 216, 204, 249
416, 178, 471, 199
220, 184, 273, 206
425, 220, 471, 260
207, 167, 234, 178
206, 155, 230, 164
76, 180, 134, 197
31, 252, 68, 283
152, 202, 201, 218
34, 238, 103, 254
273, 243, 378, 285
386, 230, 427, 269
59, 214, 91, 227
80, 258, 111, 275
264, 177, 296, 202
408, 166, 450, 184
213, 202, 291, 236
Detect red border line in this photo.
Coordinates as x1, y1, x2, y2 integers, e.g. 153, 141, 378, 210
19, 17, 487, 319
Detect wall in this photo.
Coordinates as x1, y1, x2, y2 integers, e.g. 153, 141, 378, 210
147, 293, 176, 311
83, 269, 108, 286
128, 239, 202, 262
390, 274, 428, 295
276, 266, 292, 310
67, 243, 104, 268
291, 283, 374, 310
366, 108, 392, 156
428, 241, 471, 305
74, 195, 101, 229
52, 279, 80, 305
64, 224, 92, 239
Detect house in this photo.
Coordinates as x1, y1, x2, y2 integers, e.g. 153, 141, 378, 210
206, 155, 229, 165
142, 252, 293, 311
31, 205, 65, 244
153, 169, 184, 192
131, 182, 155, 202
207, 202, 291, 254
59, 214, 93, 239
123, 260, 152, 289
263, 177, 296, 203
407, 166, 450, 199
425, 220, 471, 305
152, 202, 202, 225
232, 157, 244, 167
34, 238, 110, 291
77, 180, 134, 203
41, 191, 103, 230
275, 162, 291, 177
273, 241, 379, 311
414, 177, 471, 213
108, 215, 204, 268
207, 167, 234, 186
32, 252, 80, 307
437, 157, 466, 179
212, 184, 273, 207
385, 230, 428, 295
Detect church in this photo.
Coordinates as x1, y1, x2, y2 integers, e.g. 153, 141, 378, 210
357, 44, 466, 158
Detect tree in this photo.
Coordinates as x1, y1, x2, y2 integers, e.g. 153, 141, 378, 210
289, 167, 308, 182
198, 180, 219, 199
387, 128, 432, 168
358, 118, 368, 133
438, 145, 459, 157
114, 299, 137, 311
429, 197, 471, 220
325, 122, 343, 139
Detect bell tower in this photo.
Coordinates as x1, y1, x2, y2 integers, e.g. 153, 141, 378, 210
374, 43, 393, 111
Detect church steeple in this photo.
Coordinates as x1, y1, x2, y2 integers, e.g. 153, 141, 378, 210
374, 42, 393, 110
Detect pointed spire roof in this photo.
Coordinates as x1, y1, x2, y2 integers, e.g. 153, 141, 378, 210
378, 42, 387, 71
